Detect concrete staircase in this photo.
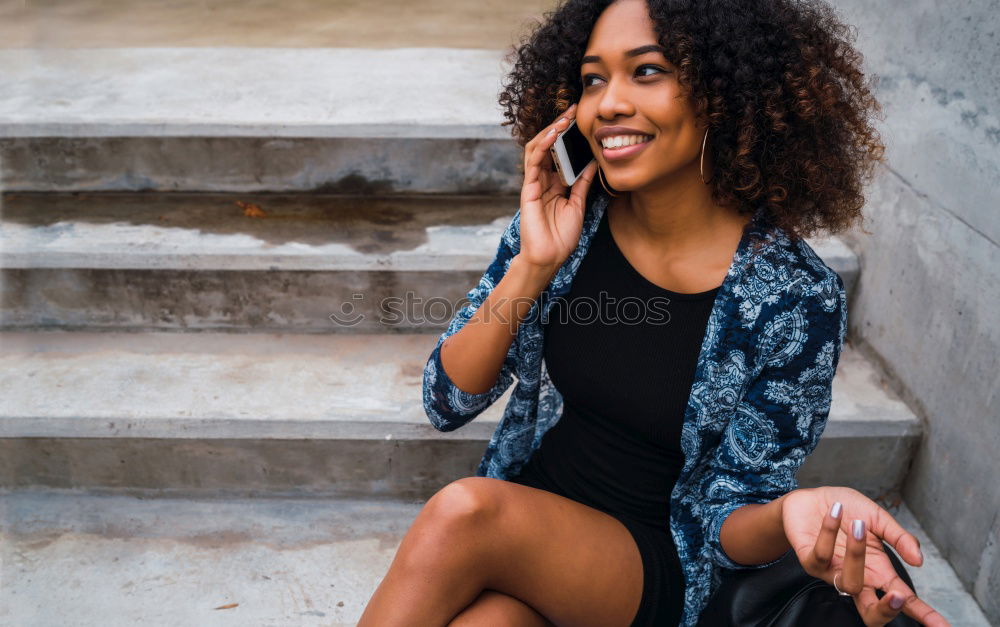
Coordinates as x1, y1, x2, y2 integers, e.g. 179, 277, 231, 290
2, 491, 989, 626
0, 47, 988, 625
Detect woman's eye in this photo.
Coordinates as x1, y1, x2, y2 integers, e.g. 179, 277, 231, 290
636, 64, 665, 77
581, 65, 667, 87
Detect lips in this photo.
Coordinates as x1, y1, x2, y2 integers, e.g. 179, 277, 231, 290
593, 125, 655, 163
601, 135, 653, 162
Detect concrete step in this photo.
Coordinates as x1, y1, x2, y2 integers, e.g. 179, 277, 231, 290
0, 48, 521, 193
0, 489, 989, 626
0, 192, 518, 332
0, 192, 859, 332
1, 330, 915, 500
0, 0, 551, 49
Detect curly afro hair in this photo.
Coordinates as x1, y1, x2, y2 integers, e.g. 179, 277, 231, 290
498, 0, 886, 241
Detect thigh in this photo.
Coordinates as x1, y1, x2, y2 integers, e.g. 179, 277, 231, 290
429, 476, 645, 627
449, 589, 555, 627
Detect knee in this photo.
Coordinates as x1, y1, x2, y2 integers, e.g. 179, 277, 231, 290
423, 477, 504, 529
449, 589, 551, 627
396, 478, 504, 573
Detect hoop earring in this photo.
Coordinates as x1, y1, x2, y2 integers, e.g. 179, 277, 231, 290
598, 164, 619, 197
700, 128, 713, 184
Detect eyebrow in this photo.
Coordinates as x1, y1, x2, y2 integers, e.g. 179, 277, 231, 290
580, 44, 668, 66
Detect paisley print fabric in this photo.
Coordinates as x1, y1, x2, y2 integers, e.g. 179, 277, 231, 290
422, 187, 848, 626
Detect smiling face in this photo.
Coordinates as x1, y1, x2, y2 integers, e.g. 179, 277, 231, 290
577, 0, 707, 192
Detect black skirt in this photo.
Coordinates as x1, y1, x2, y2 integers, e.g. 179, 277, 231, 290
507, 464, 686, 627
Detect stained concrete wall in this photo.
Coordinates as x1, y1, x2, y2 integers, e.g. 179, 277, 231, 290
829, 0, 1000, 620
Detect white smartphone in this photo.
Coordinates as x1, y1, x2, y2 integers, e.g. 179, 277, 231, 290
549, 117, 596, 187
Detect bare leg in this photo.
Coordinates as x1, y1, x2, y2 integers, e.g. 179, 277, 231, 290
356, 477, 645, 627
447, 589, 555, 627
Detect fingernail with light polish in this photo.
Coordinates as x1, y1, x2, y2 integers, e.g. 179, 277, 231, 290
831, 502, 842, 519
890, 594, 904, 610
853, 519, 865, 540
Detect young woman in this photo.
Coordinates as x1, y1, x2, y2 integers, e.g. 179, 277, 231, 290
359, 0, 947, 625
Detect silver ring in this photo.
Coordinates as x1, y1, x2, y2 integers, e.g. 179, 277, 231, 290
833, 572, 852, 597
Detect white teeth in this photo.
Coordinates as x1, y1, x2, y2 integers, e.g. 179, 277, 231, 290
601, 134, 652, 149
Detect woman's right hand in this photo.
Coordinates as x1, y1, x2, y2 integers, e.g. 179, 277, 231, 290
518, 103, 600, 276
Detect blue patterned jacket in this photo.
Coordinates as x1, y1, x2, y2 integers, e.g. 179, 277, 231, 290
422, 187, 848, 626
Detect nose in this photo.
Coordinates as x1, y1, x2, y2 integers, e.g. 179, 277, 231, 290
595, 73, 637, 121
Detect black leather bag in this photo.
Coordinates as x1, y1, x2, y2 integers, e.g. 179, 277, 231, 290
697, 541, 921, 626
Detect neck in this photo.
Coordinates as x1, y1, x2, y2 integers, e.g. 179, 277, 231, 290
610, 165, 749, 256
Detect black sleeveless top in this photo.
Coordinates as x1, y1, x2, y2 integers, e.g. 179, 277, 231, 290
510, 207, 721, 530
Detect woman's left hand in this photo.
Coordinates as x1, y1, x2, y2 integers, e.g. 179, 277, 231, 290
781, 486, 950, 626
